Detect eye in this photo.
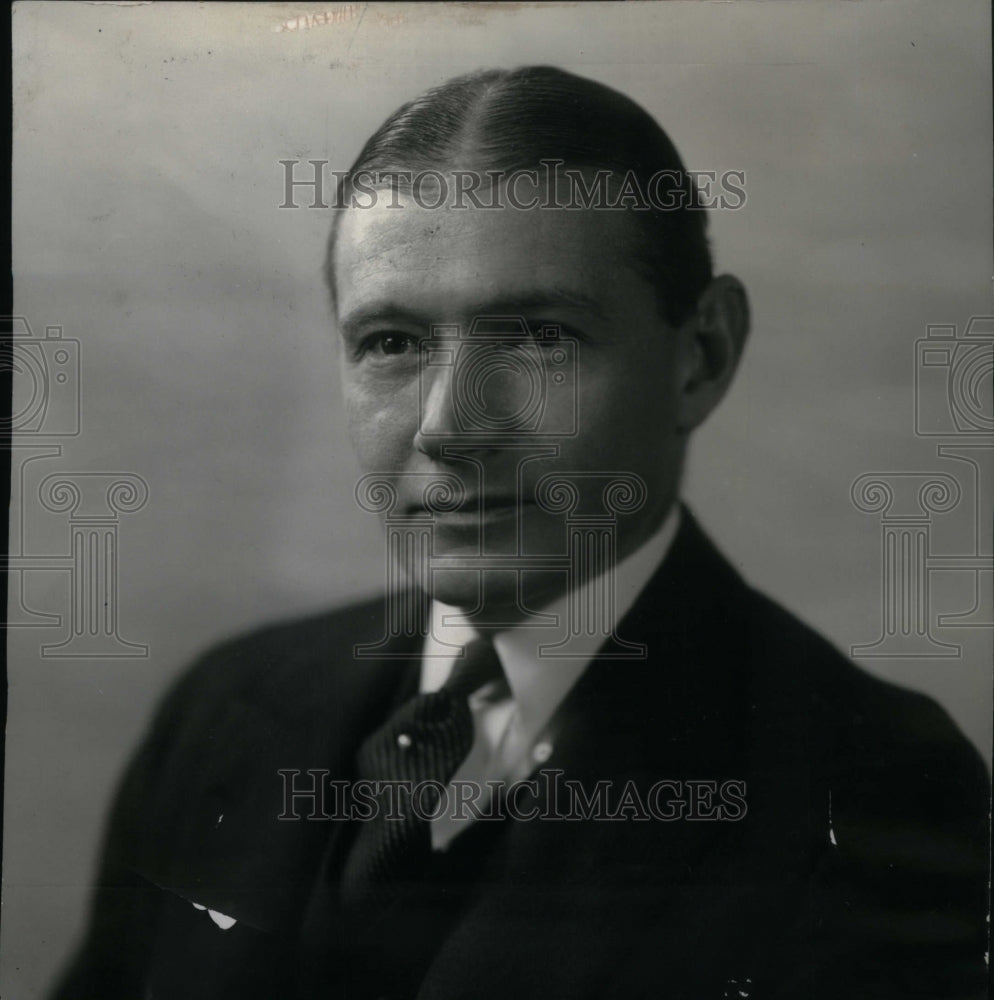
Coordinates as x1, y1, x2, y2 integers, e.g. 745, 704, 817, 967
357, 331, 419, 360
377, 333, 414, 355
525, 320, 585, 345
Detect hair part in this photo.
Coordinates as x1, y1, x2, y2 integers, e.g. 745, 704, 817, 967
325, 66, 713, 327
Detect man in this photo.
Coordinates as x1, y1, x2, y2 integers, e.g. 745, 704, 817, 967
52, 67, 989, 1000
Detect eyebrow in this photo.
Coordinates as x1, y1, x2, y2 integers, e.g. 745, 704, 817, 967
338, 287, 608, 334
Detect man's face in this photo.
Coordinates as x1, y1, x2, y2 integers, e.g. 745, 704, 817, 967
334, 183, 688, 613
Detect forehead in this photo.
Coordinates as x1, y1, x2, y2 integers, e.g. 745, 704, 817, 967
332, 190, 648, 323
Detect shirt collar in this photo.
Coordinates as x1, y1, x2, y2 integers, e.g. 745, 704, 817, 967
422, 505, 682, 735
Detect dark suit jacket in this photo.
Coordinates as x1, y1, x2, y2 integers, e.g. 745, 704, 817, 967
51, 511, 990, 999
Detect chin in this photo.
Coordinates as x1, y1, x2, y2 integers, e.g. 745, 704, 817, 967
424, 568, 487, 610
423, 566, 570, 624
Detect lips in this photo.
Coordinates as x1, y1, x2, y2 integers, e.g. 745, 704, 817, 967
410, 497, 533, 525
442, 498, 526, 514
404, 494, 521, 512
459, 496, 521, 510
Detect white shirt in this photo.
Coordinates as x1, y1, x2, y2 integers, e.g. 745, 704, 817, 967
421, 505, 681, 849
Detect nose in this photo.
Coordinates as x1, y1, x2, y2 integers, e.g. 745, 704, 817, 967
413, 362, 462, 458
414, 344, 542, 459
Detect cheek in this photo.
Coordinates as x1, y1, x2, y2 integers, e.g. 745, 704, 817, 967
343, 380, 417, 471
570, 353, 678, 463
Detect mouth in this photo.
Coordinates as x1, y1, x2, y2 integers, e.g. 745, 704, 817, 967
409, 497, 531, 526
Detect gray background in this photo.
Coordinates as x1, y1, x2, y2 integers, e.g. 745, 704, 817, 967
7, 2, 992, 996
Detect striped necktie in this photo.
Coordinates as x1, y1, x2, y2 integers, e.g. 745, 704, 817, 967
340, 636, 505, 908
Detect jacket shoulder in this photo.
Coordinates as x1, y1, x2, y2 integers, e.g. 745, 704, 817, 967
161, 595, 388, 723
744, 584, 984, 765
735, 581, 989, 875
125, 594, 396, 824
111, 596, 399, 920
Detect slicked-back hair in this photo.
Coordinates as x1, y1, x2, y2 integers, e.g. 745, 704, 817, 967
325, 66, 713, 327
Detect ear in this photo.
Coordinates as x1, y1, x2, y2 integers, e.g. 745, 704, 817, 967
674, 274, 750, 434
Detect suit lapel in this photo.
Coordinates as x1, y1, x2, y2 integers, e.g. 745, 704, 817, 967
536, 507, 750, 785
